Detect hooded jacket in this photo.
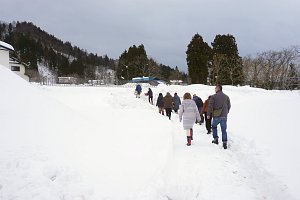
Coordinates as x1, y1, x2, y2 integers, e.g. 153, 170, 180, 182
179, 99, 201, 129
156, 94, 164, 108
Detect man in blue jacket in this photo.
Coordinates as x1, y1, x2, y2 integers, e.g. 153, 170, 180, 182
193, 94, 204, 124
135, 84, 142, 98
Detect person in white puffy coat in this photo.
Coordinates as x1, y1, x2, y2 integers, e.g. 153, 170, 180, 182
179, 92, 201, 146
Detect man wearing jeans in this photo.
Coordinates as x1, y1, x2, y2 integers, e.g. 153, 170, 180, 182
207, 84, 231, 149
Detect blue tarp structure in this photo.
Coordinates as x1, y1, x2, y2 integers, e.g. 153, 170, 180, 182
129, 76, 165, 85
130, 76, 157, 82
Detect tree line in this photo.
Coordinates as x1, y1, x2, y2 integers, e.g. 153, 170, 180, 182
243, 46, 300, 90
186, 33, 243, 85
1, 21, 298, 89
186, 33, 300, 89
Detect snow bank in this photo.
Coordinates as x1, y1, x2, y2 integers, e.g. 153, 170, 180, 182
0, 65, 174, 199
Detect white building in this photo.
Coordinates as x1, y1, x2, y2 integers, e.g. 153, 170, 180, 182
170, 80, 183, 85
0, 41, 13, 67
9, 57, 30, 81
0, 41, 29, 81
58, 77, 77, 84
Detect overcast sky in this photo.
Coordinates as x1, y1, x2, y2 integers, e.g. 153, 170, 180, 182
1, 0, 300, 72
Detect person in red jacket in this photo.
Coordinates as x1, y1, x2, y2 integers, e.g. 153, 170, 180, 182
202, 96, 212, 134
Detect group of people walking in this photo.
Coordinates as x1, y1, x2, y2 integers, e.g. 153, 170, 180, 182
155, 92, 181, 120
135, 84, 231, 149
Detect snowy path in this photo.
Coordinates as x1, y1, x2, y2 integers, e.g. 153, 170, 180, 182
120, 88, 295, 200
158, 119, 294, 200
42, 86, 296, 200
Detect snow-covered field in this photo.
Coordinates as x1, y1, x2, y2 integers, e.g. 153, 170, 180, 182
1, 64, 300, 200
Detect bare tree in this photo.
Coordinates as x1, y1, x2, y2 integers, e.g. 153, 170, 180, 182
242, 46, 300, 89
243, 56, 265, 87
211, 53, 225, 85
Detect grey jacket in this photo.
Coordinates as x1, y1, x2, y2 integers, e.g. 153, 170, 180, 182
173, 95, 181, 110
207, 91, 231, 118
179, 99, 201, 129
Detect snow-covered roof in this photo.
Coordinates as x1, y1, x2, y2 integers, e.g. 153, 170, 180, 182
131, 76, 158, 81
0, 41, 14, 51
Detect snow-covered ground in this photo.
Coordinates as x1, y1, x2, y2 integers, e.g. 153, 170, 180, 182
1, 64, 300, 200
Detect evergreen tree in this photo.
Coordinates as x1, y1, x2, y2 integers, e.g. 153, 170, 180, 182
186, 33, 212, 84
70, 58, 84, 76
117, 44, 148, 80
159, 64, 173, 81
211, 34, 244, 85
169, 66, 181, 81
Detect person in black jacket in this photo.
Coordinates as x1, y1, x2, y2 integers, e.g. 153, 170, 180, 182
156, 93, 164, 115
172, 92, 181, 113
146, 88, 153, 104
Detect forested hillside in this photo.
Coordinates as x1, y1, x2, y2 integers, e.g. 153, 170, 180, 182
0, 21, 116, 81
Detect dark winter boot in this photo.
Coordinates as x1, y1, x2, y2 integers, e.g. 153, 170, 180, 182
212, 138, 219, 145
186, 136, 191, 146
223, 142, 227, 149
190, 129, 193, 140
162, 111, 164, 115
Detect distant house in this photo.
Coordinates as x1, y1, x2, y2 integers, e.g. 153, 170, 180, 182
88, 79, 105, 85
0, 41, 29, 81
170, 80, 183, 85
58, 77, 77, 84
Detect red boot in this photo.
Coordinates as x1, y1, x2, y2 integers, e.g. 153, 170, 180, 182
186, 136, 192, 146
190, 129, 193, 140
